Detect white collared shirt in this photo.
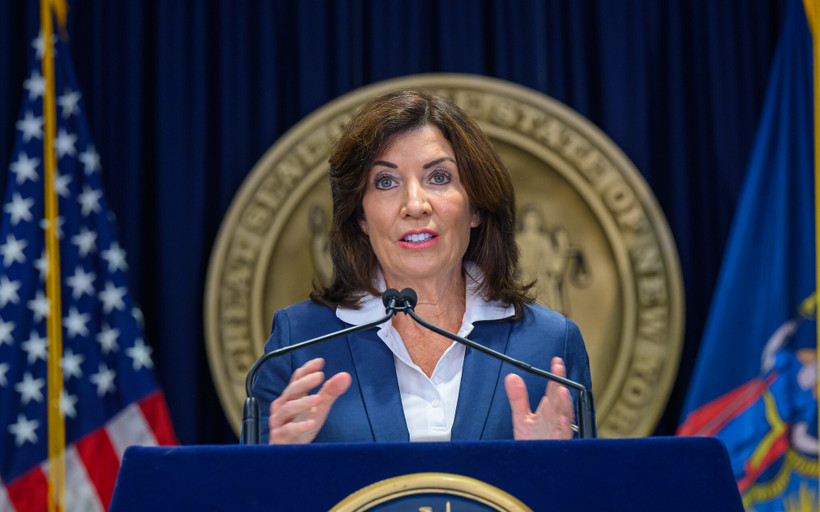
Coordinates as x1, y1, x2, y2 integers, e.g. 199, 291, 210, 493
336, 263, 514, 442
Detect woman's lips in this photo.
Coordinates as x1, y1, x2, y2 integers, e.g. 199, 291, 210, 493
398, 230, 439, 249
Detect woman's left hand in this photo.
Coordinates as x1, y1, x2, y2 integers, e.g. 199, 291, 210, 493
504, 357, 575, 440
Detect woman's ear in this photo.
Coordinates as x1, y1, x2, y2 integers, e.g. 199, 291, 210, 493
359, 215, 369, 235
470, 207, 483, 228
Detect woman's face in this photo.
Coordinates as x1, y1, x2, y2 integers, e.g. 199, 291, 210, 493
359, 125, 481, 288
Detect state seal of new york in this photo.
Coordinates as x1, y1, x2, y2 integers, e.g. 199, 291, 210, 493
204, 74, 685, 438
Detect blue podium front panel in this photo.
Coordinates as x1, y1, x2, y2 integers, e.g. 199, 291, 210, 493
110, 437, 742, 511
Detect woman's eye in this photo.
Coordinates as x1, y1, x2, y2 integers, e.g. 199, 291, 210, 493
375, 176, 394, 189
430, 172, 451, 185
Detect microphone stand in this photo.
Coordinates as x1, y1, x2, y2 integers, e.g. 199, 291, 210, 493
399, 290, 597, 439
241, 291, 401, 444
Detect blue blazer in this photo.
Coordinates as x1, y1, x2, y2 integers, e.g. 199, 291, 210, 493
254, 300, 592, 443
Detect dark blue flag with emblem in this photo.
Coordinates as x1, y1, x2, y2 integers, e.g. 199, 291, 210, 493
0, 20, 176, 512
678, 0, 817, 510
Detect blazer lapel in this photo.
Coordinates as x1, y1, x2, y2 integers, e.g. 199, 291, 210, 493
347, 329, 409, 442
451, 321, 512, 440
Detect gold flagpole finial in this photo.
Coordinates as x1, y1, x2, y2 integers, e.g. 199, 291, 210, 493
46, 0, 69, 40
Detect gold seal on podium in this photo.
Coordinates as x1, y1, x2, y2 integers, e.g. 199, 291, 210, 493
329, 473, 533, 511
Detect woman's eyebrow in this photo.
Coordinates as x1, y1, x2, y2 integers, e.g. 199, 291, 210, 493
372, 160, 397, 168
423, 157, 456, 169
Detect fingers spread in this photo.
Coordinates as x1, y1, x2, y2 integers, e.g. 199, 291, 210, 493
268, 364, 351, 445
289, 357, 325, 384
270, 393, 320, 425
280, 359, 325, 406
506, 359, 577, 441
320, 372, 352, 400
541, 357, 574, 421
269, 417, 317, 444
504, 373, 532, 418
550, 356, 566, 379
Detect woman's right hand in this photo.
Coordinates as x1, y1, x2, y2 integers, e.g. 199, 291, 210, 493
268, 358, 351, 444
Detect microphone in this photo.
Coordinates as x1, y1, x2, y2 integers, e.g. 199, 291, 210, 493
396, 288, 597, 439
241, 288, 403, 444
400, 288, 417, 308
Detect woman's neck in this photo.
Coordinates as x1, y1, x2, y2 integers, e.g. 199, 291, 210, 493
385, 270, 467, 377
383, 267, 467, 331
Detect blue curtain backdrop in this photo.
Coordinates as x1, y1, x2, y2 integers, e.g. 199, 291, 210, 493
0, 0, 784, 444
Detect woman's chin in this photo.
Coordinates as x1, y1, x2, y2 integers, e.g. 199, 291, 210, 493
384, 264, 464, 288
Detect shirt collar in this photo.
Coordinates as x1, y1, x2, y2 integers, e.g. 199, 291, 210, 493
335, 262, 515, 326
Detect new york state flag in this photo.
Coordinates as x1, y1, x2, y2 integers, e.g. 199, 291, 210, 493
678, 1, 817, 510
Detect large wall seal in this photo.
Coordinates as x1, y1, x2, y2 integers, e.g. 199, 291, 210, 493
204, 74, 685, 438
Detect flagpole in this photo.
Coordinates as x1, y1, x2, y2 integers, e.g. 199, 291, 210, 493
803, 0, 820, 471
40, 0, 67, 510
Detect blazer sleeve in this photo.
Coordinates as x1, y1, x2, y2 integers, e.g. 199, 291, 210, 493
562, 317, 594, 436
563, 317, 593, 396
252, 309, 294, 444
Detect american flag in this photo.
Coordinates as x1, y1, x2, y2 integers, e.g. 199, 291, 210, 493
0, 30, 177, 511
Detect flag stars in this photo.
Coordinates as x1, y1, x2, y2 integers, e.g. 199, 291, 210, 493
16, 110, 43, 142
59, 390, 78, 419
99, 282, 127, 314
21, 331, 47, 364
0, 234, 27, 267
8, 414, 39, 446
96, 324, 120, 355
66, 266, 96, 299
57, 89, 81, 119
79, 146, 101, 174
28, 290, 50, 322
32, 33, 46, 58
61, 348, 84, 380
39, 216, 65, 239
90, 363, 116, 396
15, 372, 45, 404
63, 306, 90, 338
71, 227, 96, 257
0, 319, 14, 347
4, 192, 35, 226
77, 185, 103, 216
0, 276, 21, 307
132, 307, 145, 328
34, 250, 48, 281
32, 32, 57, 59
9, 153, 40, 184
54, 129, 77, 159
23, 70, 45, 100
0, 362, 9, 386
101, 242, 128, 272
127, 339, 153, 370
54, 172, 72, 198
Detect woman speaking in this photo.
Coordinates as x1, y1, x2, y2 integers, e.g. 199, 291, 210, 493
254, 90, 592, 444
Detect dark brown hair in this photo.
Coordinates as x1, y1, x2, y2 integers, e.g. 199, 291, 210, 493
311, 89, 533, 315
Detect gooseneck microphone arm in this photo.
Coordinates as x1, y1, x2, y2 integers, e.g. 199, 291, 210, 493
241, 289, 402, 445
397, 288, 597, 439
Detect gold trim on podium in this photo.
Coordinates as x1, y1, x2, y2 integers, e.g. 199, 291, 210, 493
330, 472, 534, 512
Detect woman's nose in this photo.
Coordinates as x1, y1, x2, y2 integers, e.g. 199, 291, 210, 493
402, 181, 431, 217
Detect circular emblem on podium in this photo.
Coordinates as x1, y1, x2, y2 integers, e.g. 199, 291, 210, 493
329, 473, 533, 512
204, 74, 685, 438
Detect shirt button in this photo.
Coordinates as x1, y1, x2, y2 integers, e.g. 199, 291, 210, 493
433, 376, 442, 385
431, 399, 441, 408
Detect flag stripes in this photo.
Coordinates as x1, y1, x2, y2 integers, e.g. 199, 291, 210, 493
5, 391, 170, 511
